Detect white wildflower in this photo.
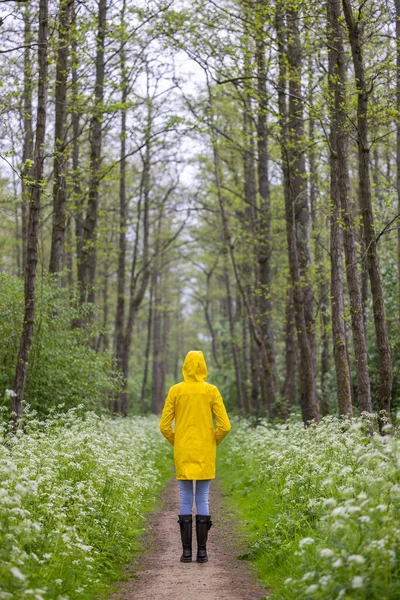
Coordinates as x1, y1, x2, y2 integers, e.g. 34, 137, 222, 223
323, 498, 336, 507
332, 558, 343, 568
320, 548, 334, 558
332, 506, 347, 517
10, 566, 26, 580
348, 554, 365, 564
352, 576, 364, 588
299, 537, 314, 548
358, 515, 371, 524
305, 584, 318, 594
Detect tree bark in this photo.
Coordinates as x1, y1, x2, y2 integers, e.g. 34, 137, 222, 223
255, 12, 279, 407
342, 0, 392, 423
396, 0, 400, 324
287, 5, 316, 380
79, 0, 107, 305
328, 0, 353, 416
224, 264, 245, 411
115, 0, 128, 395
13, 0, 49, 423
140, 276, 154, 413
71, 2, 84, 303
276, 1, 319, 424
151, 269, 163, 414
117, 111, 151, 416
327, 0, 372, 414
49, 0, 71, 273
21, 6, 34, 274
281, 281, 297, 410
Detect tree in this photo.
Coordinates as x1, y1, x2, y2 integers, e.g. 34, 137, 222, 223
13, 0, 49, 423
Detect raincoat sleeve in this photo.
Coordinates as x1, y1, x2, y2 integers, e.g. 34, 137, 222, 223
212, 387, 231, 446
159, 387, 175, 446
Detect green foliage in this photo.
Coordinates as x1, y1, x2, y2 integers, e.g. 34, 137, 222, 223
0, 409, 172, 599
218, 416, 400, 599
0, 274, 122, 417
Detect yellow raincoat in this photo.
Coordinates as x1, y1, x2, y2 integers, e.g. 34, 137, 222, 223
159, 351, 231, 480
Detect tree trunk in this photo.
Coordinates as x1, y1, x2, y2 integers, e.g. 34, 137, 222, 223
342, 0, 392, 424
13, 0, 49, 423
327, 0, 372, 414
115, 1, 128, 393
49, 0, 71, 273
276, 1, 319, 424
255, 16, 279, 407
281, 281, 297, 410
396, 0, 400, 324
151, 270, 163, 414
224, 265, 245, 411
287, 5, 316, 381
21, 6, 34, 274
71, 2, 84, 302
140, 277, 154, 413
118, 116, 151, 415
79, 0, 107, 305
328, 0, 352, 416
308, 60, 331, 418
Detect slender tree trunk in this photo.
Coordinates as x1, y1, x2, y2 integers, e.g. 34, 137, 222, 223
242, 78, 259, 414
327, 0, 372, 414
21, 6, 34, 273
281, 281, 297, 410
118, 116, 151, 415
13, 0, 49, 423
342, 0, 392, 424
140, 277, 154, 412
151, 270, 163, 414
49, 0, 71, 273
255, 15, 279, 408
276, 1, 319, 423
115, 0, 128, 393
224, 265, 245, 411
71, 3, 84, 300
396, 0, 400, 323
79, 0, 107, 305
328, 0, 352, 416
287, 5, 316, 382
308, 60, 331, 418
160, 271, 169, 404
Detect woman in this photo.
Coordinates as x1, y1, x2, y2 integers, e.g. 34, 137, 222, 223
159, 350, 231, 563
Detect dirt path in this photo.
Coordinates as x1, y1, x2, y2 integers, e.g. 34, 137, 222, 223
109, 477, 268, 600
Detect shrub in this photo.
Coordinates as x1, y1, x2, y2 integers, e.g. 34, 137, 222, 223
0, 274, 122, 417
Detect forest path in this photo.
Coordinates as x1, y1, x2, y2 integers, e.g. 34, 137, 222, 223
108, 476, 268, 600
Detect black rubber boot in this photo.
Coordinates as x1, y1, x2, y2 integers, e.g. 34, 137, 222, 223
196, 515, 212, 563
177, 515, 192, 563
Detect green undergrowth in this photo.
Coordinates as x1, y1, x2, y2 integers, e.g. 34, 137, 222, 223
217, 415, 400, 600
0, 408, 173, 600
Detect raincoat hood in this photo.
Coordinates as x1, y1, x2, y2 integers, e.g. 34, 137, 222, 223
182, 350, 208, 382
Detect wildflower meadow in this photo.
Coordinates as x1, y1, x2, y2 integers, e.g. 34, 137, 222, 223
0, 408, 172, 600
217, 415, 400, 600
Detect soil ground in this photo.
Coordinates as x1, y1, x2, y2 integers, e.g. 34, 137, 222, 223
108, 476, 269, 600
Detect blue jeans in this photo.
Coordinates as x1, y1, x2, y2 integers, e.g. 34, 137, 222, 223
178, 480, 211, 515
